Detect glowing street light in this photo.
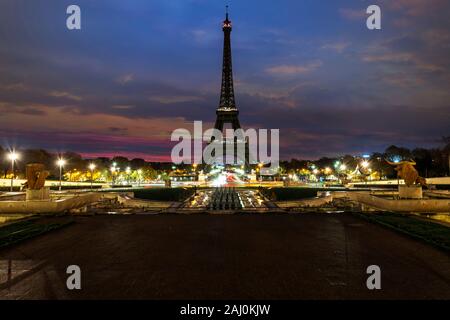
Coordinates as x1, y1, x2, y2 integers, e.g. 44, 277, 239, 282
137, 169, 142, 186
361, 160, 370, 168
110, 164, 117, 185
126, 166, 131, 185
56, 158, 66, 191
336, 164, 347, 184
89, 163, 96, 190
8, 151, 19, 192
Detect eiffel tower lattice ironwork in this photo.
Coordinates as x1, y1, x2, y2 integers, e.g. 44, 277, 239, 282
210, 7, 252, 166
214, 7, 241, 131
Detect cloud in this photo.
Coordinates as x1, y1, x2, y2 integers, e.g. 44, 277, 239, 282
0, 1, 449, 160
111, 105, 135, 110
321, 42, 351, 53
49, 91, 82, 101
361, 33, 450, 78
339, 8, 366, 21
116, 73, 135, 85
108, 127, 128, 133
148, 95, 204, 104
383, 0, 447, 17
265, 61, 323, 75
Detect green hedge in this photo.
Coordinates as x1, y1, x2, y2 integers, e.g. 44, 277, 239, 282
261, 187, 323, 201
355, 212, 450, 251
0, 218, 73, 249
262, 187, 347, 201
102, 187, 194, 202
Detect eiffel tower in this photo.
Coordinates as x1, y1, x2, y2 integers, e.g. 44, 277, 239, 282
214, 6, 241, 131
212, 7, 249, 166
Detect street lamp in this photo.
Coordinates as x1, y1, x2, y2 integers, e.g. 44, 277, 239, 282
126, 166, 131, 185
110, 165, 117, 185
89, 163, 96, 190
361, 160, 370, 185
137, 169, 142, 187
8, 151, 19, 192
336, 164, 347, 184
56, 158, 66, 191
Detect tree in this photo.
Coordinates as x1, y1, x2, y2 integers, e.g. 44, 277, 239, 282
384, 145, 412, 162
130, 158, 147, 169
412, 148, 432, 177
21, 149, 54, 177
370, 153, 394, 179
63, 152, 86, 171
111, 156, 129, 169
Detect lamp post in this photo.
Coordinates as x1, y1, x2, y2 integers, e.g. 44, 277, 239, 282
324, 167, 331, 182
137, 169, 142, 187
8, 151, 19, 192
57, 158, 66, 191
110, 164, 117, 186
361, 160, 370, 184
258, 163, 263, 182
89, 163, 96, 190
339, 164, 346, 184
126, 167, 131, 185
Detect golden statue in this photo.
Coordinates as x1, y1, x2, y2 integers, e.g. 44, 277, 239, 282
24, 163, 49, 190
386, 160, 427, 187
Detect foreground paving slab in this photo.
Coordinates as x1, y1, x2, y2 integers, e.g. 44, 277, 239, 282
0, 213, 449, 299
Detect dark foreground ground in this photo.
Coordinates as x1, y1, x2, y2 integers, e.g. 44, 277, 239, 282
0, 213, 449, 299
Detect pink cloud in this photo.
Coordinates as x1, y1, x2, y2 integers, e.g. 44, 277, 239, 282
339, 8, 366, 21
79, 151, 172, 162
383, 0, 447, 17
266, 61, 322, 75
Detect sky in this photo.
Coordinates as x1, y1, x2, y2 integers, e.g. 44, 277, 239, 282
0, 0, 449, 161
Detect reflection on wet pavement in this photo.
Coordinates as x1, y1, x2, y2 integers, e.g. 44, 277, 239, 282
0, 259, 68, 299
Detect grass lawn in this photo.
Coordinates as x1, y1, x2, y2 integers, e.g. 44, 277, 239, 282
101, 187, 195, 201
355, 212, 450, 251
261, 187, 347, 201
0, 218, 73, 249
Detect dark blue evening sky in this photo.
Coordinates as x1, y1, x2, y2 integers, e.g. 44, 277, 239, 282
1, 0, 449, 160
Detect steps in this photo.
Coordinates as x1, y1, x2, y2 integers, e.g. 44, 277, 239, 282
207, 187, 243, 210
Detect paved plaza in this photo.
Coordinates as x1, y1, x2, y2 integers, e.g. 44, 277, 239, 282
0, 214, 449, 299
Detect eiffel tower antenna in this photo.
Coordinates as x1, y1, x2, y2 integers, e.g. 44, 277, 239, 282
215, 5, 240, 131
